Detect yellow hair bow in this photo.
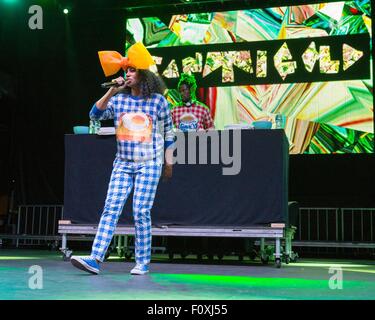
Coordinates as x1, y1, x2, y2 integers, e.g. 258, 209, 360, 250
98, 42, 155, 77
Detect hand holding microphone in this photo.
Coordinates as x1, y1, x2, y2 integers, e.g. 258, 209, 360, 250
101, 76, 128, 91
96, 76, 129, 110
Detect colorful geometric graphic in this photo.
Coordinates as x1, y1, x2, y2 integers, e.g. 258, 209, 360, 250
126, 0, 373, 154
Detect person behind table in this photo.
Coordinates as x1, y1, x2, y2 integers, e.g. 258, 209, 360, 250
70, 43, 175, 276
171, 73, 214, 132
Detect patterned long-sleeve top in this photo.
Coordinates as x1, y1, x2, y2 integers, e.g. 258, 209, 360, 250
90, 93, 175, 162
171, 100, 215, 131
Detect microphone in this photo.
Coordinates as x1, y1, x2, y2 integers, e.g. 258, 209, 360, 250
101, 80, 124, 89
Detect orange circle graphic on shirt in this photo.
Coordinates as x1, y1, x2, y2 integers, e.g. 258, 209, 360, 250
133, 115, 145, 124
122, 113, 150, 132
117, 112, 152, 143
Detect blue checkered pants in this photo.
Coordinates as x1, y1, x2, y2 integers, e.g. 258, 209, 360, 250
91, 158, 162, 264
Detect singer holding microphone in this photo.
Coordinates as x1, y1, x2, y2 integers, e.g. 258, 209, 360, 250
70, 43, 175, 275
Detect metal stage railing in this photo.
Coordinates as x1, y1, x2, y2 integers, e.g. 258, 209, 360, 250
1, 205, 374, 259
0, 205, 64, 249
294, 207, 375, 253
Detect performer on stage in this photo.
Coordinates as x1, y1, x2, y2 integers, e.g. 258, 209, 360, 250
70, 43, 175, 275
171, 73, 215, 132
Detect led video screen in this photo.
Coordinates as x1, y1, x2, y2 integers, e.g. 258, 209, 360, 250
125, 0, 373, 154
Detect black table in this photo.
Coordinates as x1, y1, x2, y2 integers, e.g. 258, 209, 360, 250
63, 129, 289, 227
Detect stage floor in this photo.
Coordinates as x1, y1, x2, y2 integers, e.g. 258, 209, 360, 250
0, 249, 374, 300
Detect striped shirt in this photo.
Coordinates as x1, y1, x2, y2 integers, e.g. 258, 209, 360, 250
90, 93, 175, 162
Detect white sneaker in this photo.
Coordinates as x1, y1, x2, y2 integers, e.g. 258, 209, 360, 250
130, 264, 149, 275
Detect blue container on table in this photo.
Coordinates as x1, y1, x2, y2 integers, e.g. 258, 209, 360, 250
73, 126, 89, 134
252, 120, 272, 129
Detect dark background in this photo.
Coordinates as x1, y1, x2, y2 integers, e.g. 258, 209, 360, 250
0, 0, 374, 208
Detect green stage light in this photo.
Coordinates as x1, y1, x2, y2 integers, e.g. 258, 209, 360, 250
63, 8, 69, 14
150, 273, 364, 290
2, 0, 19, 4
0, 256, 44, 260
291, 261, 370, 268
